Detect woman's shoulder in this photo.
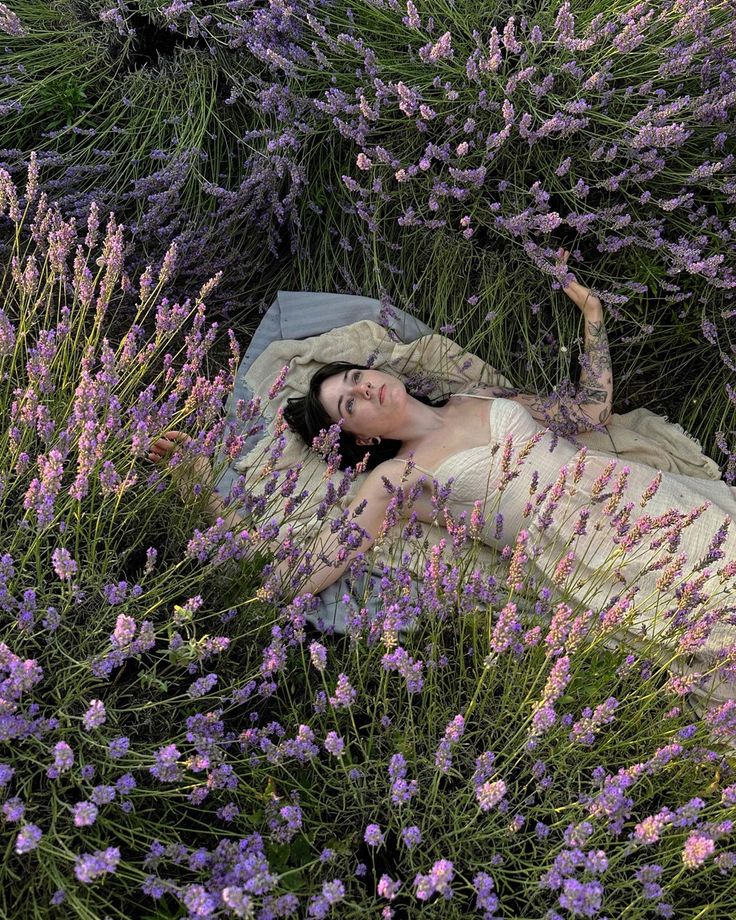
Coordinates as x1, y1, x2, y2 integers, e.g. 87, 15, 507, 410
370, 456, 426, 490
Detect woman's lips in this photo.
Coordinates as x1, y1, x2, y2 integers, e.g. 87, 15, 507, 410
379, 384, 385, 405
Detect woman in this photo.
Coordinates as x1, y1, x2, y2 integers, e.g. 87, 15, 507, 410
150, 253, 736, 715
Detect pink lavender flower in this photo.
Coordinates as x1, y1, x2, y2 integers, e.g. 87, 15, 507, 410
51, 547, 77, 580
309, 641, 327, 672
110, 614, 137, 649
420, 31, 454, 63
82, 699, 106, 731
267, 364, 290, 400
682, 831, 716, 868
403, 2, 420, 29
634, 809, 674, 844
72, 801, 99, 828
502, 16, 522, 53
490, 601, 522, 653
15, 823, 42, 854
378, 875, 402, 900
324, 732, 345, 756
329, 673, 356, 710
477, 779, 507, 811
414, 859, 454, 902
444, 714, 465, 743
364, 823, 384, 847
704, 699, 736, 743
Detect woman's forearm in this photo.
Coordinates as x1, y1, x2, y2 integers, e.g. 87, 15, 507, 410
204, 488, 246, 531
268, 533, 354, 601
578, 303, 613, 426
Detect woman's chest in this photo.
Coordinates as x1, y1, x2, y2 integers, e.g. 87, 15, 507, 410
402, 395, 494, 468
390, 396, 496, 513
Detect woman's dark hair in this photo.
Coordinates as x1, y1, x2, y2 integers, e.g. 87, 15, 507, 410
282, 361, 450, 472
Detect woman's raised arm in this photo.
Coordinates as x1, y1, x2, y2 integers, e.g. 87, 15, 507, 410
487, 250, 613, 432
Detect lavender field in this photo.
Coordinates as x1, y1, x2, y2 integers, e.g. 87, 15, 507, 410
1, 1, 736, 918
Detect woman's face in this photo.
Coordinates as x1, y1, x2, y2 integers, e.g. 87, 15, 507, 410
319, 368, 401, 442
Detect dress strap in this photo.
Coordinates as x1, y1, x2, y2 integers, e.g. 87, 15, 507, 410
452, 392, 495, 400
387, 457, 435, 477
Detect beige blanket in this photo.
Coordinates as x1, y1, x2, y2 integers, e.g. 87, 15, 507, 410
232, 319, 722, 582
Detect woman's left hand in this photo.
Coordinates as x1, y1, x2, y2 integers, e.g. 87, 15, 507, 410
148, 430, 213, 500
555, 248, 603, 317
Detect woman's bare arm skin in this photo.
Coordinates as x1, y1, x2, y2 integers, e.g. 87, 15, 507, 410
266, 469, 393, 601
480, 252, 613, 432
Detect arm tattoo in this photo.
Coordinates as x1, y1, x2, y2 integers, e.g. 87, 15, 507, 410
578, 313, 613, 421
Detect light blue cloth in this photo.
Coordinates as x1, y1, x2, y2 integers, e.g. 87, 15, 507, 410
214, 291, 434, 633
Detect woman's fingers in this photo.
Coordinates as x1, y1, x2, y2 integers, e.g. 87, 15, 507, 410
148, 430, 192, 462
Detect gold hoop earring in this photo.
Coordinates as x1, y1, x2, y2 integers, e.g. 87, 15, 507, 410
373, 436, 382, 446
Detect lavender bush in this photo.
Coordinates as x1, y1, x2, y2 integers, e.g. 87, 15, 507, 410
2, 2, 736, 918
1, 163, 735, 919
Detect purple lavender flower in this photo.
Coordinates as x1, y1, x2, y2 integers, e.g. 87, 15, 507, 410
91, 785, 116, 806
558, 878, 603, 916
3, 796, 24, 822
401, 825, 422, 849
49, 741, 74, 778
329, 673, 356, 710
15, 823, 43, 854
82, 699, 106, 730
474, 871, 499, 914
149, 744, 182, 783
364, 823, 384, 847
74, 846, 120, 883
72, 801, 99, 827
0, 763, 15, 786
108, 736, 129, 759
187, 673, 218, 698
309, 640, 327, 672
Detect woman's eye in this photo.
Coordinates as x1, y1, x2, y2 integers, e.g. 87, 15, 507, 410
348, 371, 360, 413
